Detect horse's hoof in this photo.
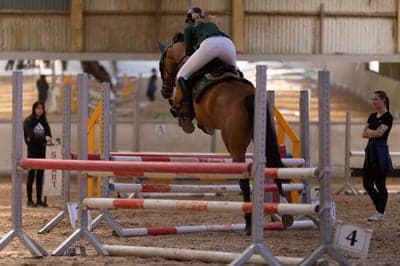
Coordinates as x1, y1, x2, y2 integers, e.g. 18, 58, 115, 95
281, 214, 294, 228
182, 123, 195, 133
179, 119, 195, 133
198, 124, 215, 135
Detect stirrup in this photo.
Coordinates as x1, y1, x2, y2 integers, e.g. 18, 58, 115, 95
169, 106, 194, 118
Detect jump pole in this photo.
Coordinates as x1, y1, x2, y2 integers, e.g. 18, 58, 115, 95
134, 192, 222, 198
0, 71, 47, 257
38, 77, 72, 234
110, 183, 305, 193
109, 154, 305, 166
82, 198, 318, 215
21, 159, 317, 180
300, 71, 350, 265
119, 220, 316, 237
52, 73, 107, 256
103, 245, 304, 265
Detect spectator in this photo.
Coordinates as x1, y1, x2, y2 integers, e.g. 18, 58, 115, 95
23, 101, 52, 207
36, 75, 49, 103
5, 60, 14, 71
146, 68, 158, 102
362, 90, 393, 222
16, 60, 25, 70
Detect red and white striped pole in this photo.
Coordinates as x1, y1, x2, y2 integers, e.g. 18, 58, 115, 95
20, 158, 317, 180
121, 220, 316, 237
82, 198, 318, 216
111, 183, 305, 193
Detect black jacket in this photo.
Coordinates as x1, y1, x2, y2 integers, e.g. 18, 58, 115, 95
23, 116, 52, 158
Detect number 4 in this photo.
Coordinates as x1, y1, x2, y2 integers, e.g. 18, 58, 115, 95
346, 230, 358, 246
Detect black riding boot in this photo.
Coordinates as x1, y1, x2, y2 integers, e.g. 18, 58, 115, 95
170, 78, 195, 133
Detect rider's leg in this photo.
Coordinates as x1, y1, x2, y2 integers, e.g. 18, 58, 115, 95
172, 44, 217, 106
171, 78, 194, 133
212, 36, 237, 67
172, 37, 236, 134
171, 43, 217, 134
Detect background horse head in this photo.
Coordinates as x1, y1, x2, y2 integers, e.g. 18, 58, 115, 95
159, 33, 288, 234
81, 61, 116, 93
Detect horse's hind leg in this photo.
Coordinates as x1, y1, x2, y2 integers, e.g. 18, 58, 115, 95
220, 129, 252, 235
239, 179, 252, 235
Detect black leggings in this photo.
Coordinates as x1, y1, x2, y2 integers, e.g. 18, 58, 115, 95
27, 169, 44, 202
362, 168, 388, 214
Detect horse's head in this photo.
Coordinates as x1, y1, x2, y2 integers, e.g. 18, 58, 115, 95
158, 33, 186, 99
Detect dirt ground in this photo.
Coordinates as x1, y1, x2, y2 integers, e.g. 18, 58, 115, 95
0, 176, 399, 265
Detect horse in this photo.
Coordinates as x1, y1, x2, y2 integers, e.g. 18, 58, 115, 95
81, 61, 116, 93
158, 33, 291, 235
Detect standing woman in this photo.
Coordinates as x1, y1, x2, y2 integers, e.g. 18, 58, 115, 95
362, 90, 393, 221
23, 101, 52, 207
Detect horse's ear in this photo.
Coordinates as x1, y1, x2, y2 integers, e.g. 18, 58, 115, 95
158, 42, 166, 53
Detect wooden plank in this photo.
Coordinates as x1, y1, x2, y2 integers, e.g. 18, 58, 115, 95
70, 0, 83, 52
231, 0, 244, 53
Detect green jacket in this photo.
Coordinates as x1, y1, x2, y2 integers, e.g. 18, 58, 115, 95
184, 22, 230, 56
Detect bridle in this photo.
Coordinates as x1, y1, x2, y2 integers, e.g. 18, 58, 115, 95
159, 43, 187, 98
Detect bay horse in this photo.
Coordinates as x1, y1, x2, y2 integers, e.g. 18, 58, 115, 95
81, 61, 116, 94
158, 33, 290, 235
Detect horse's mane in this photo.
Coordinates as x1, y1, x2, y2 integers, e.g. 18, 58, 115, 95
172, 32, 184, 43
159, 33, 184, 74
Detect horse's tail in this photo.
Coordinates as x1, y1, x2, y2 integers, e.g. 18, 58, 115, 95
245, 95, 290, 226
244, 94, 284, 168
244, 95, 254, 137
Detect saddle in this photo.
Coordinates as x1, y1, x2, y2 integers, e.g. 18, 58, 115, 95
186, 58, 252, 102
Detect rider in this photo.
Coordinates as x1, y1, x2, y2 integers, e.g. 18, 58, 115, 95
171, 7, 237, 133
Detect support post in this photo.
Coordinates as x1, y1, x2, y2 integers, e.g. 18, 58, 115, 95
319, 4, 325, 54
210, 134, 217, 153
334, 112, 358, 195
38, 79, 72, 234
70, 0, 84, 52
90, 82, 125, 235
52, 73, 107, 256
230, 66, 280, 265
111, 102, 117, 152
300, 71, 350, 265
397, 0, 400, 53
133, 74, 142, 152
231, 0, 245, 53
300, 90, 311, 203
0, 71, 47, 257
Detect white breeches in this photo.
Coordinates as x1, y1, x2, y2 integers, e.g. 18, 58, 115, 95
177, 36, 237, 80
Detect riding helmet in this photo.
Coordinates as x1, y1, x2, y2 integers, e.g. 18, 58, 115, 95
185, 7, 204, 23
